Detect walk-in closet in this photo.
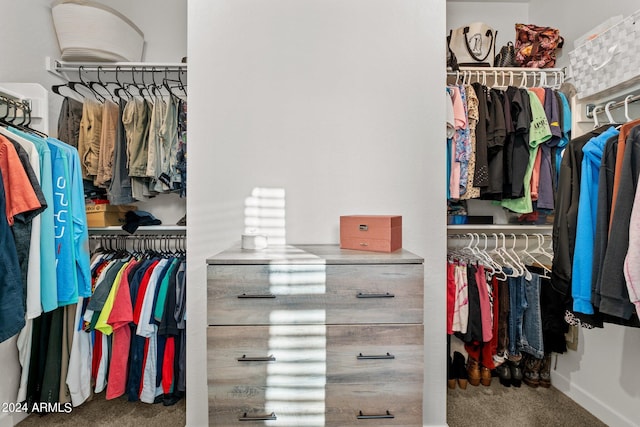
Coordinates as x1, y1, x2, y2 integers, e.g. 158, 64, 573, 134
1, 1, 639, 427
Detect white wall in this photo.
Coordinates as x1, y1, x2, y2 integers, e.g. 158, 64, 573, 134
187, 1, 446, 425
0, 2, 186, 427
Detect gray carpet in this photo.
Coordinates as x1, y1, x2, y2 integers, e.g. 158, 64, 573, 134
16, 393, 185, 427
15, 382, 604, 426
447, 379, 607, 427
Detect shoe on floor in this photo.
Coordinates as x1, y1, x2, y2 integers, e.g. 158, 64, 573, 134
453, 351, 468, 389
467, 356, 481, 387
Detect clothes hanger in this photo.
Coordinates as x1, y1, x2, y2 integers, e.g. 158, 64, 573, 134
624, 95, 634, 122
508, 233, 531, 280
488, 233, 518, 277
604, 101, 617, 124
592, 105, 602, 129
520, 233, 551, 279
531, 233, 553, 263
519, 71, 528, 88
479, 233, 506, 280
89, 66, 118, 103
51, 81, 85, 101
499, 233, 524, 276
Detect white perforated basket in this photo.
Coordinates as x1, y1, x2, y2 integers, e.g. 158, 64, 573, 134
52, 0, 145, 62
569, 9, 640, 100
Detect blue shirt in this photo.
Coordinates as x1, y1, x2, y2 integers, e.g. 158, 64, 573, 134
52, 138, 92, 299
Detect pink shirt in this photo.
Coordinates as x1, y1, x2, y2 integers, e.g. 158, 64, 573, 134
624, 185, 640, 315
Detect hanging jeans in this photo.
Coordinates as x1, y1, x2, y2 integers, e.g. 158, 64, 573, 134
507, 271, 525, 358
521, 272, 544, 358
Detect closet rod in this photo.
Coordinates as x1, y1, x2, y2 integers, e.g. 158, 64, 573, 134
591, 92, 640, 117
0, 86, 28, 102
49, 58, 187, 73
447, 66, 565, 74
447, 224, 552, 235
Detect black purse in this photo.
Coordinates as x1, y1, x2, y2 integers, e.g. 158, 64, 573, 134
494, 41, 519, 67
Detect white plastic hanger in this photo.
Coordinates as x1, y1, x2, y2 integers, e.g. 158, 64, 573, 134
592, 105, 602, 129
520, 71, 528, 88
520, 234, 552, 279
624, 95, 634, 122
509, 233, 531, 280
489, 233, 518, 277
480, 233, 506, 280
605, 101, 616, 124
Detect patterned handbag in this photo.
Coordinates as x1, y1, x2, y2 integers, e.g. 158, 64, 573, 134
515, 24, 564, 68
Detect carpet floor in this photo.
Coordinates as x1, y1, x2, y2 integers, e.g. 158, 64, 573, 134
447, 378, 607, 427
15, 381, 605, 426
16, 393, 185, 427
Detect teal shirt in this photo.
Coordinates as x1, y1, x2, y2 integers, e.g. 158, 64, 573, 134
153, 258, 180, 322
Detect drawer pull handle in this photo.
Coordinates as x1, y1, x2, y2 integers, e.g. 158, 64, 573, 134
357, 410, 394, 420
237, 293, 276, 299
239, 412, 277, 421
237, 354, 276, 362
356, 292, 395, 298
357, 352, 395, 360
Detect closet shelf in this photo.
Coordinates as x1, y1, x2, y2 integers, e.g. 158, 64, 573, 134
88, 225, 186, 235
447, 224, 552, 235
46, 57, 187, 83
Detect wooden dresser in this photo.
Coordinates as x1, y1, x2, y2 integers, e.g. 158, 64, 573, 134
207, 244, 424, 426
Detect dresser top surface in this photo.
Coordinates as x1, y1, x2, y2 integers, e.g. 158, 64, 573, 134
207, 244, 423, 265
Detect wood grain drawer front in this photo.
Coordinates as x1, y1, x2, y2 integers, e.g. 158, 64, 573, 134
208, 325, 423, 385
209, 382, 422, 427
207, 264, 423, 325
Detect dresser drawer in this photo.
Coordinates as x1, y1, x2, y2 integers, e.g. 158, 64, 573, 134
208, 324, 423, 385
208, 382, 422, 427
207, 264, 423, 325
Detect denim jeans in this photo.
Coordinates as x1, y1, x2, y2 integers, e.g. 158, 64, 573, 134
521, 272, 545, 358
507, 270, 525, 357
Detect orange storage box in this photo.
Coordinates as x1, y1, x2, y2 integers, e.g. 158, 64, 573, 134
340, 215, 402, 253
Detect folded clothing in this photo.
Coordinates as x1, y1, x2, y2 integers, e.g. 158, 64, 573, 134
122, 210, 162, 234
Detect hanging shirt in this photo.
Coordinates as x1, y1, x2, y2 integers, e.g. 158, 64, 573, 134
95, 261, 131, 335
0, 135, 41, 226
4, 135, 46, 319
624, 181, 640, 315
0, 171, 26, 343
501, 91, 551, 213
7, 128, 58, 312
599, 126, 640, 319
460, 84, 481, 200
505, 87, 531, 199
49, 138, 92, 300
572, 126, 619, 315
106, 259, 138, 400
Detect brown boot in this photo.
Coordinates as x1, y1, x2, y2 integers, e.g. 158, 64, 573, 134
480, 366, 492, 386
523, 354, 542, 388
467, 357, 481, 386
539, 353, 552, 388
